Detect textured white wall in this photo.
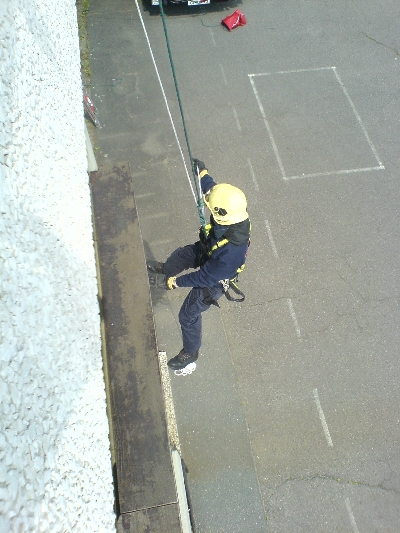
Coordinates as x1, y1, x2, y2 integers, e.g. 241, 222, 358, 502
0, 1, 115, 531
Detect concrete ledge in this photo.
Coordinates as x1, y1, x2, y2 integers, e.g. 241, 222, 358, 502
90, 163, 182, 532
117, 504, 181, 533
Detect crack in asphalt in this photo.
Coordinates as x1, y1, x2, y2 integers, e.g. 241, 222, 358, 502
360, 31, 400, 57
266, 473, 400, 501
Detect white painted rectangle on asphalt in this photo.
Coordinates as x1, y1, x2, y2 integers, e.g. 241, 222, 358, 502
249, 67, 384, 180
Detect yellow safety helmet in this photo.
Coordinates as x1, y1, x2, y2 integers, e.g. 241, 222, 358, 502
204, 183, 248, 225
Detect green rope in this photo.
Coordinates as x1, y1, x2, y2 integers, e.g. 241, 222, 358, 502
158, 2, 206, 230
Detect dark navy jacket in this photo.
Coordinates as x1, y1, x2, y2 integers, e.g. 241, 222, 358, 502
176, 173, 250, 289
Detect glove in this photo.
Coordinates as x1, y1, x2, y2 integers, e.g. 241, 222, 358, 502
192, 158, 206, 174
166, 276, 178, 290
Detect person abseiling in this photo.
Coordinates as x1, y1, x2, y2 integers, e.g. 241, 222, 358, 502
147, 158, 251, 370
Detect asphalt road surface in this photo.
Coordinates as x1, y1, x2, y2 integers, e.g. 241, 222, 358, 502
89, 0, 400, 530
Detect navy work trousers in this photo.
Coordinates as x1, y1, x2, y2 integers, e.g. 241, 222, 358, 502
164, 243, 224, 354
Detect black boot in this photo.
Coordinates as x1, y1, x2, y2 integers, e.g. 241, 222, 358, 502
147, 261, 165, 274
147, 261, 166, 288
167, 349, 199, 370
148, 272, 167, 289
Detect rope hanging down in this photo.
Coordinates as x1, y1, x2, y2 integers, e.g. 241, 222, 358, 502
158, 2, 206, 230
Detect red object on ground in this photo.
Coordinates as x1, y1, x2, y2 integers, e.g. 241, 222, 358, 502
221, 10, 246, 31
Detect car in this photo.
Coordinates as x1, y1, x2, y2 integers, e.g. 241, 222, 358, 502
152, 0, 211, 6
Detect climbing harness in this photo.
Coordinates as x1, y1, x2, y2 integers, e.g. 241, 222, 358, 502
220, 276, 246, 303
200, 223, 250, 302
174, 362, 197, 376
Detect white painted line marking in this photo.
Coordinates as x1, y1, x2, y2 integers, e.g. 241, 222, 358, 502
209, 27, 216, 47
133, 0, 196, 203
249, 67, 333, 77
249, 75, 286, 178
219, 63, 228, 86
332, 67, 384, 167
313, 388, 333, 446
287, 298, 302, 340
265, 220, 278, 258
345, 498, 360, 533
232, 106, 242, 132
247, 158, 259, 191
284, 165, 385, 180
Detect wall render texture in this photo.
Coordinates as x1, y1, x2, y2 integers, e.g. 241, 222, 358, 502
0, 1, 115, 531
